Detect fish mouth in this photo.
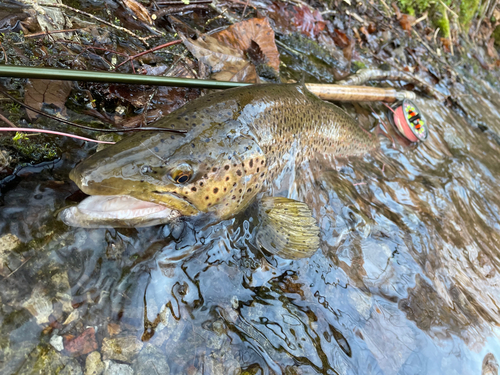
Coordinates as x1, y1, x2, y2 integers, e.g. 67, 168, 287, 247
59, 195, 182, 228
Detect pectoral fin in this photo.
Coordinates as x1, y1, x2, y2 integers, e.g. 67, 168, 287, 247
256, 197, 320, 259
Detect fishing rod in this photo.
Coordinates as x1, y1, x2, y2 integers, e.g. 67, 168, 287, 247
0, 65, 428, 142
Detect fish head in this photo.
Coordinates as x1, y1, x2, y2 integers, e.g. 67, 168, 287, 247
68, 125, 268, 226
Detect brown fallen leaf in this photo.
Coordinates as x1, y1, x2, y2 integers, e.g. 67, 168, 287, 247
213, 17, 280, 72
268, 1, 293, 34
399, 14, 415, 33
24, 79, 72, 121
122, 0, 152, 24
330, 28, 351, 49
180, 33, 258, 83
293, 5, 326, 38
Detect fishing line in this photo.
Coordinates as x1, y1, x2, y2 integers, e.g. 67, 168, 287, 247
0, 86, 188, 134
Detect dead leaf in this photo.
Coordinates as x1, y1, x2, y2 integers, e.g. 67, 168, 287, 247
24, 79, 72, 121
181, 33, 258, 83
330, 28, 351, 49
293, 5, 326, 38
487, 37, 499, 59
399, 14, 415, 33
268, 1, 293, 34
213, 17, 280, 72
392, 2, 402, 19
122, 0, 152, 24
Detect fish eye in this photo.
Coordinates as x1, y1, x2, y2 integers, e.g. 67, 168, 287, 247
170, 163, 193, 184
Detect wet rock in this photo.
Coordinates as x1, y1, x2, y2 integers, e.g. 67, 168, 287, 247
64, 327, 98, 356
50, 334, 64, 351
85, 351, 105, 375
132, 344, 170, 375
101, 336, 143, 362
17, 344, 82, 375
103, 360, 133, 375
0, 233, 21, 253
482, 353, 499, 375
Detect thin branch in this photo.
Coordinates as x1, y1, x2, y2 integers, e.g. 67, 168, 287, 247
1, 257, 33, 281
38, 3, 152, 45
114, 39, 182, 69
0, 112, 17, 128
0, 128, 115, 144
25, 28, 88, 38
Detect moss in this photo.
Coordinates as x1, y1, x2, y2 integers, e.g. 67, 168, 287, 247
396, 0, 431, 15
459, 0, 480, 28
11, 133, 59, 163
432, 3, 451, 37
493, 25, 500, 46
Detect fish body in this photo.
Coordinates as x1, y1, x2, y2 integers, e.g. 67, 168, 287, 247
61, 84, 377, 253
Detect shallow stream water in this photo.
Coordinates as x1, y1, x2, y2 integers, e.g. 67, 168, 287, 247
2, 72, 500, 375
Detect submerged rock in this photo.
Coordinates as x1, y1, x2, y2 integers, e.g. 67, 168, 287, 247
16, 345, 82, 375
103, 360, 133, 375
64, 327, 98, 356
85, 351, 105, 375
132, 344, 170, 375
101, 336, 143, 362
21, 285, 53, 325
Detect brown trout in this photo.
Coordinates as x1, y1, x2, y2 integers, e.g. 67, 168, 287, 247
60, 84, 377, 258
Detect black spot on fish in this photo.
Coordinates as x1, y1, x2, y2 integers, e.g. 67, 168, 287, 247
212, 167, 217, 172
224, 165, 230, 170
239, 189, 242, 193
200, 182, 204, 186
236, 170, 242, 176
249, 159, 253, 168
205, 196, 209, 200
257, 168, 260, 173
160, 139, 165, 143
232, 195, 236, 199
213, 188, 219, 194
247, 188, 252, 193
191, 187, 197, 192
225, 176, 230, 181
192, 143, 195, 148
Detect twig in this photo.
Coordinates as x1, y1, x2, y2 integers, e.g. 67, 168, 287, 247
1, 257, 33, 281
0, 112, 17, 128
38, 3, 152, 45
153, 4, 209, 18
0, 42, 6, 64
338, 68, 443, 99
25, 28, 88, 38
438, 0, 459, 19
412, 13, 428, 26
474, 0, 493, 38
0, 128, 115, 144
114, 39, 182, 69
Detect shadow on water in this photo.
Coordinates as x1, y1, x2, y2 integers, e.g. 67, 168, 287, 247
4, 74, 500, 374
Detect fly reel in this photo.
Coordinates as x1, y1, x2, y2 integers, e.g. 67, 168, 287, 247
387, 99, 429, 143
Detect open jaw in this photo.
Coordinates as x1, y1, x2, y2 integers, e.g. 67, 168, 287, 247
59, 195, 182, 228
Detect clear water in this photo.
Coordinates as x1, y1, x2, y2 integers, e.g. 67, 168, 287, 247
2, 73, 500, 374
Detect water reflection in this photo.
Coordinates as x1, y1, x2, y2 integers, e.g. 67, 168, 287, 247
3, 75, 500, 374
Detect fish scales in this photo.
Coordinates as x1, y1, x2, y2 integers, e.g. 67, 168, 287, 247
64, 84, 378, 229
154, 83, 377, 184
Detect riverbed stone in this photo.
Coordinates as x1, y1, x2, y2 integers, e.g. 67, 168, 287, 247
85, 351, 105, 375
103, 360, 133, 375
101, 336, 143, 362
132, 344, 170, 375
